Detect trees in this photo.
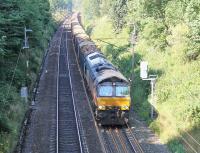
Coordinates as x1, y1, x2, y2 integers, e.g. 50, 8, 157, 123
109, 0, 128, 31
50, 0, 72, 11
81, 0, 100, 20
184, 0, 200, 60
0, 0, 58, 151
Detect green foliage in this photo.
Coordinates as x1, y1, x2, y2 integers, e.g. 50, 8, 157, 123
109, 0, 128, 31
150, 121, 161, 135
0, 115, 11, 133
142, 0, 169, 19
0, 0, 64, 152
50, 0, 72, 11
165, 1, 185, 25
99, 0, 112, 16
168, 139, 185, 153
80, 0, 100, 21
184, 0, 200, 61
0, 83, 26, 152
75, 0, 200, 151
140, 17, 167, 52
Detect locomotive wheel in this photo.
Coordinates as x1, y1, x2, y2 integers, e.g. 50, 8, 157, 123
94, 109, 100, 120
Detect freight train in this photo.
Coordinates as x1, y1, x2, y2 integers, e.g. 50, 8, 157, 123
71, 13, 131, 125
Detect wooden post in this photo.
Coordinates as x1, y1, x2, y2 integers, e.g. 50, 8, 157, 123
131, 25, 136, 82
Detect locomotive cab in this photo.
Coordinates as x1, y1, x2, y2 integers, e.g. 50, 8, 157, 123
95, 81, 131, 125
97, 82, 130, 110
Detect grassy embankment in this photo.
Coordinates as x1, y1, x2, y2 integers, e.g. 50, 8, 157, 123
84, 16, 200, 153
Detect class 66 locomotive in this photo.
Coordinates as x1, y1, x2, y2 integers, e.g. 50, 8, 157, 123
71, 12, 131, 125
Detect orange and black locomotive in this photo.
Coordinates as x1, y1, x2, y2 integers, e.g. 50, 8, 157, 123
71, 13, 131, 125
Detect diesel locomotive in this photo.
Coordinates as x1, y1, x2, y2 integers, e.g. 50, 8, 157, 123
71, 13, 131, 125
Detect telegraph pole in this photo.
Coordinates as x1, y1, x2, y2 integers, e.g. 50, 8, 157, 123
131, 24, 136, 82
150, 77, 156, 119
21, 27, 32, 103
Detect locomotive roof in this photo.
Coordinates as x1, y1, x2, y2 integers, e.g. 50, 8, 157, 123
94, 69, 128, 85
85, 52, 128, 84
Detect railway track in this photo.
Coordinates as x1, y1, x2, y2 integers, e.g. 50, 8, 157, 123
106, 128, 130, 153
56, 21, 84, 153
50, 18, 144, 153
100, 125, 144, 153
181, 130, 200, 153
124, 123, 144, 153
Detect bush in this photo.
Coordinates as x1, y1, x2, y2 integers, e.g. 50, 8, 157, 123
0, 115, 11, 133
168, 139, 185, 153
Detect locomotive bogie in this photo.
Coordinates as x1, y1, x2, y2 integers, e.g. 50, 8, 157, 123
95, 110, 129, 125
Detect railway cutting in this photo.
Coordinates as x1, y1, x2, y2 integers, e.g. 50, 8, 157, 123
20, 15, 170, 153
21, 18, 103, 153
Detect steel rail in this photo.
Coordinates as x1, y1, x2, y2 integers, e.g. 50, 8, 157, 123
107, 128, 121, 153
179, 130, 200, 153
56, 25, 63, 153
184, 130, 200, 147
125, 123, 144, 153
56, 21, 83, 153
65, 23, 89, 152
65, 22, 83, 153
115, 128, 129, 153
180, 135, 198, 153
101, 129, 114, 153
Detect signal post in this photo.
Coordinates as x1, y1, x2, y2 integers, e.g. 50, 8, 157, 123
140, 61, 157, 119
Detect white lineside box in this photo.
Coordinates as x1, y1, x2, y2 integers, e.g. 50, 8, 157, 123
140, 61, 148, 79
21, 87, 28, 102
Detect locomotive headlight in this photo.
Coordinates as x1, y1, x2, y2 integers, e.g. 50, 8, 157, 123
121, 106, 129, 110
98, 106, 106, 110
125, 106, 129, 109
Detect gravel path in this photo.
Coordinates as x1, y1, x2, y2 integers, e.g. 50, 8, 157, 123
129, 113, 171, 153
